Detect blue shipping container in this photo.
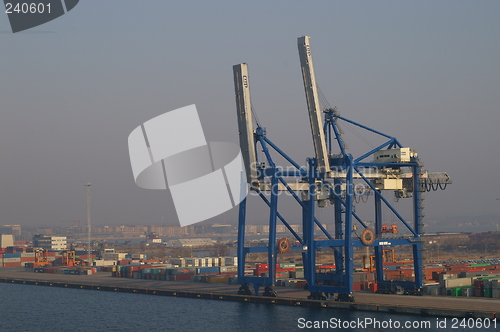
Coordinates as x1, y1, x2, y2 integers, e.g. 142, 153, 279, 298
197, 267, 220, 274
3, 253, 21, 258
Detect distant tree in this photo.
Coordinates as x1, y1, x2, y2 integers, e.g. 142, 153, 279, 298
211, 243, 229, 257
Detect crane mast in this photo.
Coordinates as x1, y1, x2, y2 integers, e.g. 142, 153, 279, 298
298, 36, 331, 175
233, 63, 259, 186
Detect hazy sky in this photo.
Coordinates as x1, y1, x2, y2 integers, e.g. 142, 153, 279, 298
1, 1, 499, 229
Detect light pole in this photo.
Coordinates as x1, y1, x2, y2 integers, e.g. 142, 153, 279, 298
85, 183, 91, 267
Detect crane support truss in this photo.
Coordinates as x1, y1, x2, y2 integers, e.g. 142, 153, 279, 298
234, 36, 451, 300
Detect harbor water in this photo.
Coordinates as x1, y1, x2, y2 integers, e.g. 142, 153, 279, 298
0, 282, 492, 331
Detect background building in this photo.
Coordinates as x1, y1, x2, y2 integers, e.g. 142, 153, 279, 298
33, 235, 67, 250
0, 225, 21, 241
0, 234, 14, 248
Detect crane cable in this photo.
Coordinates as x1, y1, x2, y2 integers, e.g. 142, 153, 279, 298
317, 86, 376, 150
251, 104, 261, 128
317, 86, 348, 150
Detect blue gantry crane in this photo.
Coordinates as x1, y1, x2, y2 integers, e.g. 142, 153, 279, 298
234, 36, 451, 301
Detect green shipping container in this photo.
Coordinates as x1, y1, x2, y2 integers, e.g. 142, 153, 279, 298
450, 287, 462, 296
484, 288, 492, 298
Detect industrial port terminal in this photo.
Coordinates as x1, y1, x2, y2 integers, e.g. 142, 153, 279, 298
1, 36, 498, 320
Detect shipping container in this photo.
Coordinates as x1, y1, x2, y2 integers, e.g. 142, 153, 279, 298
450, 287, 462, 296
461, 287, 474, 297
2, 262, 22, 267
430, 286, 440, 296
205, 275, 230, 283
196, 266, 220, 274
3, 253, 21, 258
441, 277, 473, 288
21, 257, 35, 262
474, 279, 484, 297
170, 274, 193, 281
3, 257, 21, 263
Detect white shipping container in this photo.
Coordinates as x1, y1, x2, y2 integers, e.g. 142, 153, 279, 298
103, 260, 117, 266
224, 257, 237, 266
169, 258, 186, 267
441, 277, 472, 288
224, 266, 238, 272
184, 258, 199, 266
211, 258, 219, 267
20, 252, 36, 258
439, 273, 458, 281
131, 254, 144, 259
92, 260, 105, 266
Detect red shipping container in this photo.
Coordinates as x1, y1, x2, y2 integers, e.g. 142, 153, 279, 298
352, 282, 368, 291
171, 274, 193, 281
296, 280, 307, 288
21, 257, 35, 262
127, 266, 141, 274
474, 280, 484, 297
3, 262, 22, 267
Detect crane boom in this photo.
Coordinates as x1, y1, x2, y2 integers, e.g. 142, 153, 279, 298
233, 63, 259, 186
298, 36, 330, 174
